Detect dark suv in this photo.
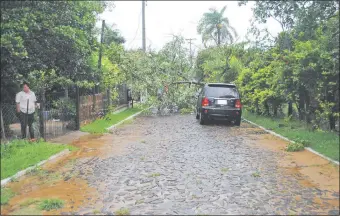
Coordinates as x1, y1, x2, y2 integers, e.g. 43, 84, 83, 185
195, 83, 242, 125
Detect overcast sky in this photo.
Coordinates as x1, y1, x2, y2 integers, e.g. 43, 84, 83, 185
98, 1, 282, 52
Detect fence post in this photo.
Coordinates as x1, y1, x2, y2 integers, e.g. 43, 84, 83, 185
107, 88, 111, 114
0, 106, 6, 140
39, 89, 46, 141
75, 86, 80, 130
92, 87, 96, 113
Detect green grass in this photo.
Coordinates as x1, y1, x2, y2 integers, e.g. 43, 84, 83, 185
39, 199, 64, 211
1, 139, 73, 180
0, 187, 15, 205
80, 108, 142, 134
243, 109, 339, 161
221, 168, 229, 173
148, 173, 161, 177
251, 171, 261, 178
115, 208, 130, 215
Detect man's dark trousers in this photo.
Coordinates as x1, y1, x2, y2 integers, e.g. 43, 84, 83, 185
19, 112, 35, 139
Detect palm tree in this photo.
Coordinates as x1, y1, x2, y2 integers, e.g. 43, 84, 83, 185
197, 6, 237, 47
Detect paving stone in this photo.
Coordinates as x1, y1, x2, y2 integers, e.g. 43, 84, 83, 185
69, 115, 337, 215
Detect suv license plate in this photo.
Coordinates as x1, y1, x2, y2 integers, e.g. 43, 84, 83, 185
216, 100, 227, 105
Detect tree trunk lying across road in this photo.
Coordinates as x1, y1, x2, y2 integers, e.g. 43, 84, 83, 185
170, 81, 205, 86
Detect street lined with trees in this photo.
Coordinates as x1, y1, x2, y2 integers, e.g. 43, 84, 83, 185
196, 1, 339, 131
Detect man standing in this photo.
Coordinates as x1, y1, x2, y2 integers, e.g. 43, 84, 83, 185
16, 82, 37, 140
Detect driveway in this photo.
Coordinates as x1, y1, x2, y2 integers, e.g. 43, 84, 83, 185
2, 114, 339, 215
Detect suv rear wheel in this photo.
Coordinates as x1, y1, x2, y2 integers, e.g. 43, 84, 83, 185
199, 112, 205, 125
235, 117, 241, 126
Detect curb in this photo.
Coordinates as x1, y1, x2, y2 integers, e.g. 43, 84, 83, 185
1, 149, 70, 186
242, 118, 339, 166
106, 106, 150, 132
112, 105, 128, 114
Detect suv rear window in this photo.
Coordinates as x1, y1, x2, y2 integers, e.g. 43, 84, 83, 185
205, 85, 239, 98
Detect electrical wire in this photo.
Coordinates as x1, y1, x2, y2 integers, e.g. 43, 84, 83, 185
127, 9, 143, 49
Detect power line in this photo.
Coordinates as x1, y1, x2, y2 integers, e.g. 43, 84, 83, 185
186, 38, 196, 66
127, 9, 142, 49
142, 0, 146, 52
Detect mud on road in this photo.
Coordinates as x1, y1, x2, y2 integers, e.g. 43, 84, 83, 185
1, 114, 339, 215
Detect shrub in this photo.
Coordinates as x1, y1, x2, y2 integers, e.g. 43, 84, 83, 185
52, 97, 76, 121
39, 199, 64, 211
180, 107, 193, 114
286, 142, 305, 152
294, 138, 310, 147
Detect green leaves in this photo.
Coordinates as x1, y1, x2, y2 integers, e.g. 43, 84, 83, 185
197, 6, 237, 46
1, 1, 106, 100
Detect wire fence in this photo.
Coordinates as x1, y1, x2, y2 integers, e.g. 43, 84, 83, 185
1, 85, 129, 142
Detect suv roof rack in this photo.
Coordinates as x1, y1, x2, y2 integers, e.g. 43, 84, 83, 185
206, 83, 236, 87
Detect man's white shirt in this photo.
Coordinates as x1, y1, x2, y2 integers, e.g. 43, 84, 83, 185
15, 91, 37, 114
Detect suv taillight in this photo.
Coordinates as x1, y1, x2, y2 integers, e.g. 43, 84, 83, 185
235, 99, 242, 108
201, 97, 209, 107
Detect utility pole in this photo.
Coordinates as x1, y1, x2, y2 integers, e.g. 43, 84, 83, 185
186, 38, 196, 66
141, 0, 147, 103
142, 0, 146, 52
98, 20, 105, 70
95, 19, 105, 99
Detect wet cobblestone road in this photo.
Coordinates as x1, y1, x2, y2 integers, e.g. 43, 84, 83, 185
71, 114, 339, 215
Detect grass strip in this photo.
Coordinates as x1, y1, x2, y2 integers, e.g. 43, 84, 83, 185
243, 109, 339, 162
1, 139, 74, 180
80, 108, 142, 134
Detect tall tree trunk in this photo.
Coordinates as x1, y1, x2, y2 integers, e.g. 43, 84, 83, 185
255, 102, 260, 114
288, 101, 293, 117
329, 114, 335, 130
305, 91, 311, 124
264, 102, 270, 116
217, 27, 221, 46
298, 87, 305, 121
273, 101, 278, 117
327, 92, 336, 130
273, 105, 278, 117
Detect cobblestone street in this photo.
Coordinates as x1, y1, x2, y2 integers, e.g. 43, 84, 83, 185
72, 114, 339, 215
2, 114, 339, 215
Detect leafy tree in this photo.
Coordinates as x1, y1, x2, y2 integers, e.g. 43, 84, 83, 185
103, 25, 125, 45
1, 1, 106, 102
197, 6, 237, 47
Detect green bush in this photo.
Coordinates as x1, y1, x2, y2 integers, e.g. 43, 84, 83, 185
293, 138, 310, 147
39, 199, 64, 211
286, 142, 305, 152
52, 97, 76, 121
180, 107, 193, 114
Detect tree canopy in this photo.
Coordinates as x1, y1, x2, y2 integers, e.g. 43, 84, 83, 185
196, 1, 339, 130
197, 6, 237, 47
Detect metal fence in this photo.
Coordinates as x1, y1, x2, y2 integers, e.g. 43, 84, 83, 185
1, 85, 128, 142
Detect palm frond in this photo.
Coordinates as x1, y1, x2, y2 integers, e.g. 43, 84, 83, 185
220, 5, 227, 15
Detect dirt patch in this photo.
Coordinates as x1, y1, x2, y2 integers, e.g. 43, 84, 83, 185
1, 122, 144, 215
2, 178, 97, 215
259, 133, 338, 188
248, 129, 339, 210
